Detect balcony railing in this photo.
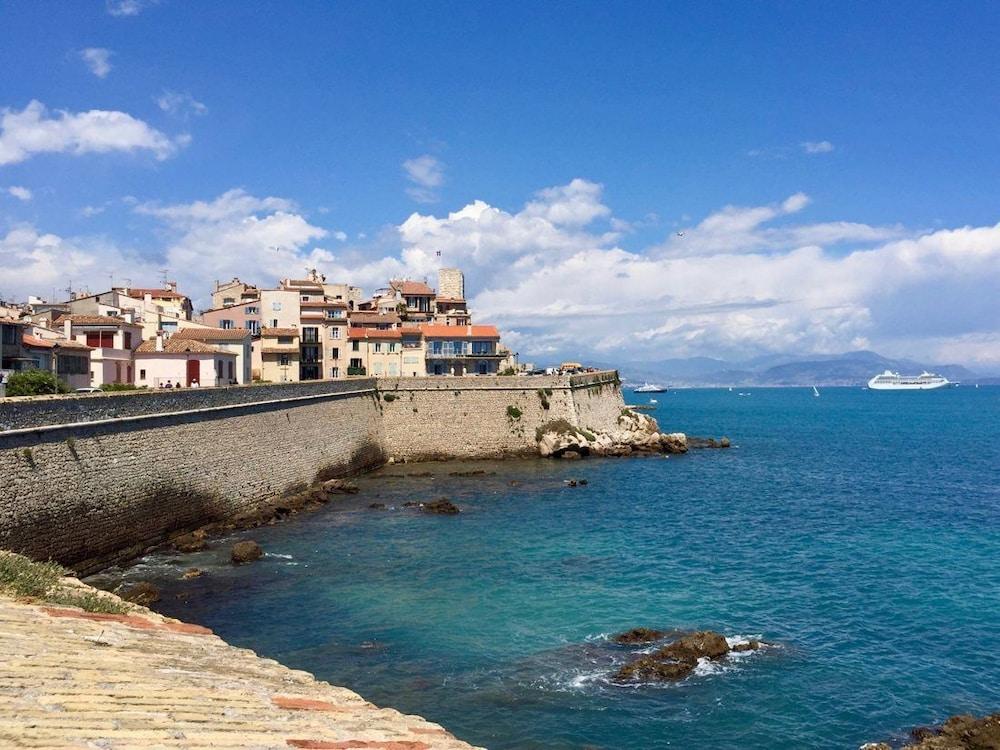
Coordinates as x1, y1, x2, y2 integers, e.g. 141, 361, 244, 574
347, 366, 367, 376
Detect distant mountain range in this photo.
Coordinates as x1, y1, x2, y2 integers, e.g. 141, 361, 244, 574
593, 350, 992, 387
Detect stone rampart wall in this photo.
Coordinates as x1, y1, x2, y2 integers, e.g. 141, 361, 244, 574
378, 371, 624, 460
0, 371, 622, 572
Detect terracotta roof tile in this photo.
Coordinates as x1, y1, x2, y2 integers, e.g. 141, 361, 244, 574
349, 313, 401, 325
173, 328, 252, 341
261, 327, 299, 337
348, 327, 404, 340
22, 334, 93, 351
391, 280, 435, 296
136, 337, 234, 355
55, 315, 140, 327
419, 324, 499, 338
119, 287, 189, 300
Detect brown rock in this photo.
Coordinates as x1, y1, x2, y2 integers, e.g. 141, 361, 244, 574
181, 568, 203, 580
720, 436, 731, 448
612, 630, 731, 683
614, 655, 694, 682
172, 533, 207, 553
120, 581, 160, 606
421, 498, 461, 515
368, 502, 387, 510
612, 627, 666, 644
730, 639, 761, 652
561, 450, 582, 460
322, 478, 359, 494
231, 540, 263, 565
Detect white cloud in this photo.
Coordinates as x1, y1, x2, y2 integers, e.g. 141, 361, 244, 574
80, 48, 113, 78
802, 140, 834, 154
333, 230, 348, 242
6, 186, 32, 201
106, 0, 157, 16
403, 154, 444, 203
3, 180, 998, 369
0, 100, 185, 166
156, 91, 207, 118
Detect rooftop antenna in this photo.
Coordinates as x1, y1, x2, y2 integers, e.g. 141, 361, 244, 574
159, 268, 169, 287
108, 273, 115, 290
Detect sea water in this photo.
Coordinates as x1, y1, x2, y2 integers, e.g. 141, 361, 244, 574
100, 386, 1000, 749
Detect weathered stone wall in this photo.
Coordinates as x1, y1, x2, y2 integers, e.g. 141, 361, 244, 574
0, 380, 385, 574
378, 371, 624, 460
0, 371, 623, 573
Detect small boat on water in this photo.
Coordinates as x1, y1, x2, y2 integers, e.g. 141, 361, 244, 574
634, 383, 669, 393
867, 370, 951, 391
813, 386, 820, 397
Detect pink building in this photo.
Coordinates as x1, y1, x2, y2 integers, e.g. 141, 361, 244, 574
200, 300, 261, 335
134, 333, 237, 388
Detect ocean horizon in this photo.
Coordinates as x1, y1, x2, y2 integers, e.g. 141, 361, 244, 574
93, 385, 1000, 749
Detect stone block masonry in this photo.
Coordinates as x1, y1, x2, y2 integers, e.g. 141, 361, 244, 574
0, 371, 623, 573
378, 370, 624, 460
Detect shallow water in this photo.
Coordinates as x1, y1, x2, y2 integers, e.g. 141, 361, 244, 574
93, 386, 1000, 749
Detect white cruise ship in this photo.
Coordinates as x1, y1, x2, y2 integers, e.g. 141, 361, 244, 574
867, 370, 951, 390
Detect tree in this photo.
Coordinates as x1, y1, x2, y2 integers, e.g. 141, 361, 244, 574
5, 370, 70, 397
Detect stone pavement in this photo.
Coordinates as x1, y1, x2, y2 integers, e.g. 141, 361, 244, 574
0, 588, 484, 750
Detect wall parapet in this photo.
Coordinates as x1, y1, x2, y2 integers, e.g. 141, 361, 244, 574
0, 378, 377, 433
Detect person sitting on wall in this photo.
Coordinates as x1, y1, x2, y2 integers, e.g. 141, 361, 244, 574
191, 379, 200, 388
174, 381, 182, 388
163, 380, 172, 389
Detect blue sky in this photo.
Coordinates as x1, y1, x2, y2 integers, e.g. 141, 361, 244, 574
2, 1, 999, 369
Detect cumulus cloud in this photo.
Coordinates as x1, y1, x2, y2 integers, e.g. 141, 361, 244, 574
106, 0, 158, 16
802, 140, 834, 154
156, 90, 207, 118
6, 186, 32, 201
3, 179, 998, 369
403, 154, 444, 203
79, 48, 113, 78
0, 100, 185, 166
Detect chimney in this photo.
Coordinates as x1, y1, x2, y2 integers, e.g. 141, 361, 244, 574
155, 330, 164, 352
63, 318, 72, 339
165, 280, 177, 292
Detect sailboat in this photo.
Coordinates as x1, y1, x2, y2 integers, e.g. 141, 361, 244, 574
812, 386, 820, 397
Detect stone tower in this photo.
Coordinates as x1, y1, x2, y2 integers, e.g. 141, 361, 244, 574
438, 268, 465, 299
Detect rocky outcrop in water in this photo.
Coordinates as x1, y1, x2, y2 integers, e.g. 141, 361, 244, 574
612, 627, 666, 644
536, 411, 692, 459
420, 498, 461, 515
861, 712, 1000, 750
230, 540, 263, 565
612, 630, 764, 683
322, 478, 359, 494
120, 581, 160, 606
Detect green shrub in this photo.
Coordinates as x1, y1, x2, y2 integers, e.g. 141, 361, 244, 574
100, 383, 142, 392
383, 393, 397, 402
506, 405, 523, 421
0, 552, 130, 614
5, 370, 69, 396
499, 367, 516, 376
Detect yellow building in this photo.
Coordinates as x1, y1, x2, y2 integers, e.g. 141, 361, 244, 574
259, 327, 299, 382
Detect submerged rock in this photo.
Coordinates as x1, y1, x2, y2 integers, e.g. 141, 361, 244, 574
612, 627, 666, 644
368, 502, 387, 510
688, 436, 732, 449
181, 568, 203, 580
421, 498, 461, 515
230, 540, 263, 565
120, 581, 160, 606
613, 630, 755, 683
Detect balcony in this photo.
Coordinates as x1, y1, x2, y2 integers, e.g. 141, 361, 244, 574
347, 366, 367, 376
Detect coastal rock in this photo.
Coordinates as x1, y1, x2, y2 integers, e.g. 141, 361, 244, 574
688, 436, 731, 449
612, 627, 666, 644
421, 498, 461, 515
120, 581, 160, 606
865, 712, 1000, 750
535, 412, 702, 460
368, 502, 387, 510
181, 568, 203, 579
230, 540, 263, 565
613, 630, 732, 683
561, 450, 582, 460
172, 533, 207, 553
660, 433, 688, 454
731, 639, 761, 652
322, 479, 359, 494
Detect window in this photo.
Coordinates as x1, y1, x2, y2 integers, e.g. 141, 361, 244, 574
220, 319, 234, 330
471, 340, 493, 355
374, 342, 382, 353
246, 306, 258, 315
140, 369, 146, 380
331, 347, 339, 359
228, 361, 234, 379
352, 341, 360, 351
326, 309, 343, 319
85, 331, 115, 348
302, 327, 319, 343
123, 332, 132, 349
223, 297, 235, 306
279, 354, 290, 366
58, 355, 88, 375
246, 320, 260, 335
277, 336, 293, 345
269, 319, 279, 328
300, 296, 310, 302
331, 366, 340, 378
373, 363, 384, 375
271, 301, 282, 311
388, 342, 396, 353
330, 327, 340, 339
389, 363, 398, 376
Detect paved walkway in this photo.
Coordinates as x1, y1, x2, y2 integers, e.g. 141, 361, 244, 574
0, 588, 483, 750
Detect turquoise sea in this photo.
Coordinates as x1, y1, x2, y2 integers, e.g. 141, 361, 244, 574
107, 386, 1000, 749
